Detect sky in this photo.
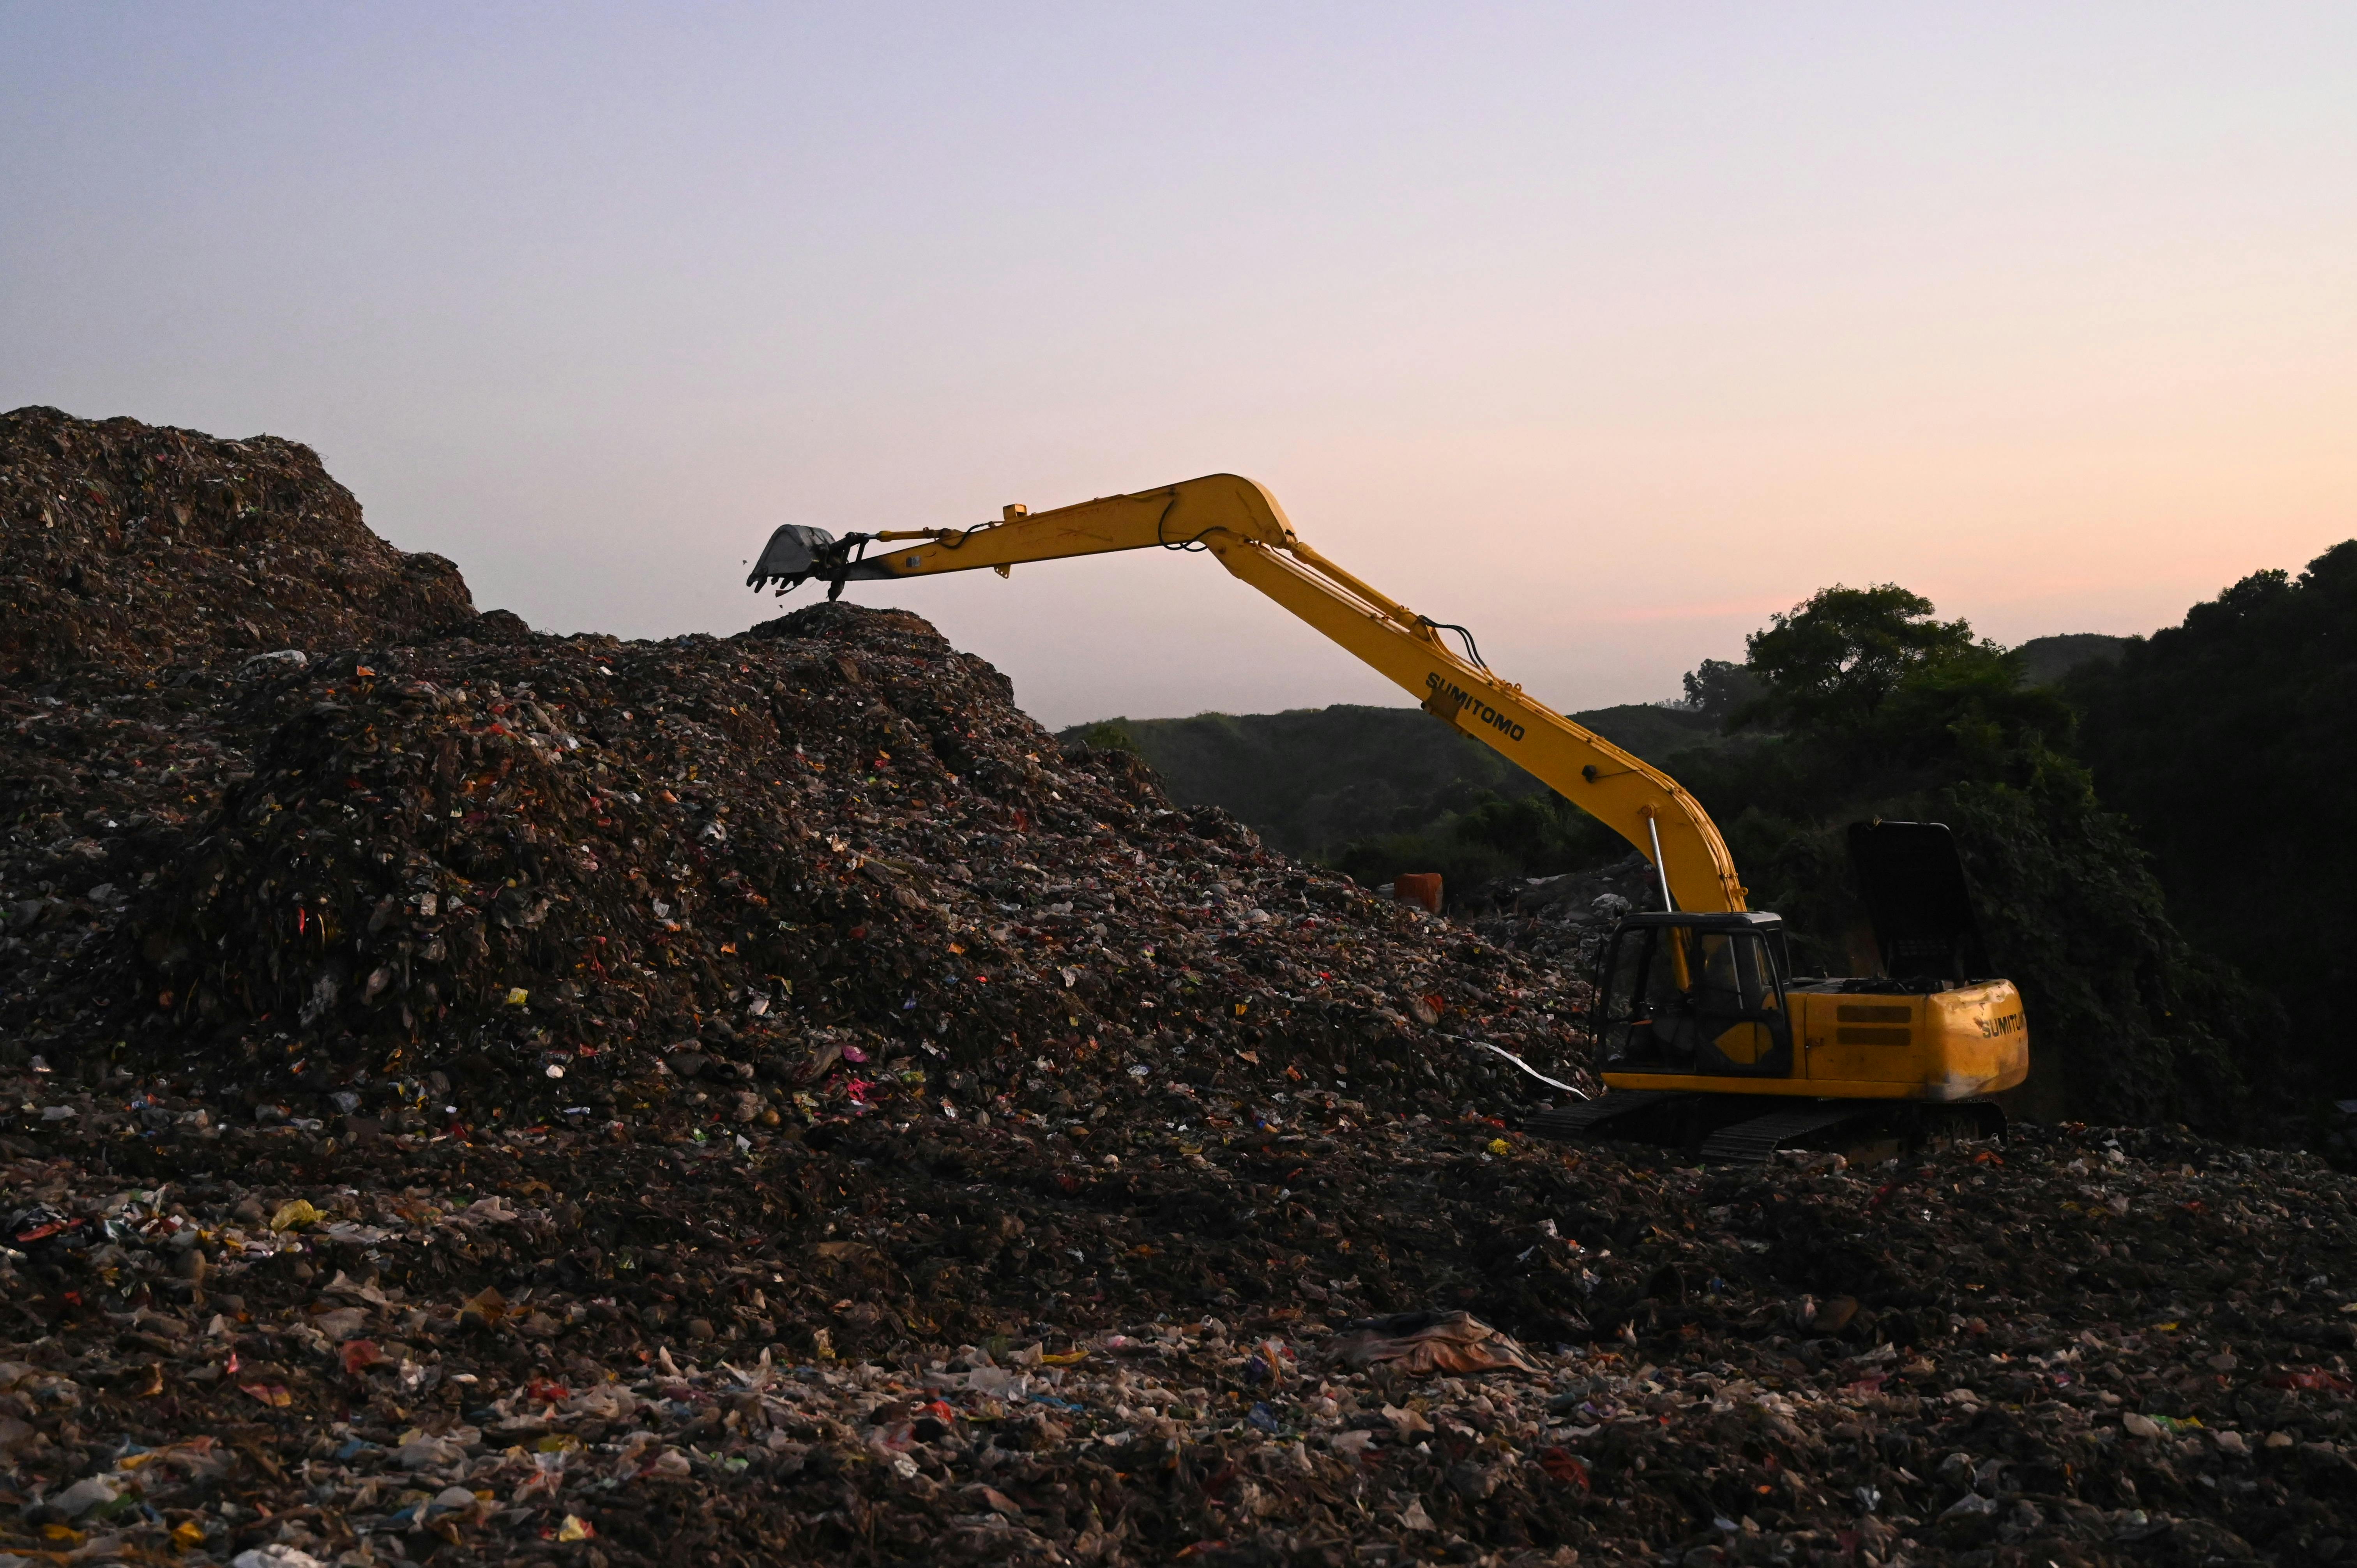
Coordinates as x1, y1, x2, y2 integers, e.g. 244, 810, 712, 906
4, 4, 2353, 728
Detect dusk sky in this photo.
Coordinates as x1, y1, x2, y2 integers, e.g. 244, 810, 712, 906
5, 4, 2352, 726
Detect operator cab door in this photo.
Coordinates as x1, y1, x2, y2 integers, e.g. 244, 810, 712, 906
1599, 920, 1794, 1078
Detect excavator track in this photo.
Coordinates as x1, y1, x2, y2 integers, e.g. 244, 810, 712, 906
1522, 1090, 1679, 1142
1524, 1092, 2007, 1164
1695, 1102, 1873, 1164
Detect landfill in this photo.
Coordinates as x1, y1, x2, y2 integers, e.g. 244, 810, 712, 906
1456, 858, 1665, 975
2, 408, 2354, 1567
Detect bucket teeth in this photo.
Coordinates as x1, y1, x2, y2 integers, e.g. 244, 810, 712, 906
746, 523, 842, 590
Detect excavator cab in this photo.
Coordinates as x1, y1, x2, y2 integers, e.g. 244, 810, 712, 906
1568, 823, 2025, 1162
1575, 886, 2020, 1158
1596, 912, 1795, 1079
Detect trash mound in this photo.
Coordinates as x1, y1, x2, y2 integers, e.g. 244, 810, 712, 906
9, 603, 1591, 1136
4, 1060, 2354, 1567
221, 598, 1578, 1124
1458, 853, 1666, 972
0, 406, 482, 680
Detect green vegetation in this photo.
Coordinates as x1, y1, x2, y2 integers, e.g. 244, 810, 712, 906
2066, 543, 2357, 1098
1063, 719, 1143, 757
1667, 583, 2274, 1128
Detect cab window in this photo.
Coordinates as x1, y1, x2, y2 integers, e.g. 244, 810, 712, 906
1599, 926, 1790, 1077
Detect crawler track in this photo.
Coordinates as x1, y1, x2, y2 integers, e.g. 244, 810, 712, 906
1525, 1091, 2007, 1163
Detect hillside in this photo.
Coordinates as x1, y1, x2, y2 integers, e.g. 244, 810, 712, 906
1060, 701, 1725, 860
2016, 632, 2132, 686
1062, 635, 2127, 874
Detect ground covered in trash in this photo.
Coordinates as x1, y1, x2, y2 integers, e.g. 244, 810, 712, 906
3, 410, 2355, 1567
4, 1083, 2355, 1568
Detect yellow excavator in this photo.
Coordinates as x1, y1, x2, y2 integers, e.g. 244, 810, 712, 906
748, 473, 2028, 1160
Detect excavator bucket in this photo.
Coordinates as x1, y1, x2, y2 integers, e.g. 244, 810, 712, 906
747, 524, 843, 593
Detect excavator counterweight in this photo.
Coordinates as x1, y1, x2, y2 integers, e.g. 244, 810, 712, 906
749, 476, 2028, 1158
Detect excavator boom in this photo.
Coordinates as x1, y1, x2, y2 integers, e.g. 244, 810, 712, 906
749, 473, 1747, 915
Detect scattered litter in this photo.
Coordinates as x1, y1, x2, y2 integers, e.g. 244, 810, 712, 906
1328, 1310, 1542, 1375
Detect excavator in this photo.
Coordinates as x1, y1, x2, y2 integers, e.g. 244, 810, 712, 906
747, 473, 2028, 1161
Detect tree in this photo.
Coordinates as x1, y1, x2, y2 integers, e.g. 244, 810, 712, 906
1680, 658, 1763, 721
1739, 584, 1982, 733
1730, 583, 2076, 791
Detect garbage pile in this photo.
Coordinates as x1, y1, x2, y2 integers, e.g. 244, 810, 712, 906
1458, 855, 1664, 973
3, 411, 2353, 1567
3, 1061, 2354, 1567
0, 406, 482, 682
180, 600, 1592, 1126
4, 660, 1592, 1145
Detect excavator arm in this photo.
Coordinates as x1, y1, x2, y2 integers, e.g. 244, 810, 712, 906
749, 473, 1746, 915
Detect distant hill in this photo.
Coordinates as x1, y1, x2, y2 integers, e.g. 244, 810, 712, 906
1059, 701, 1724, 860
1060, 633, 2134, 881
2014, 632, 2131, 685
1066, 636, 2133, 859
